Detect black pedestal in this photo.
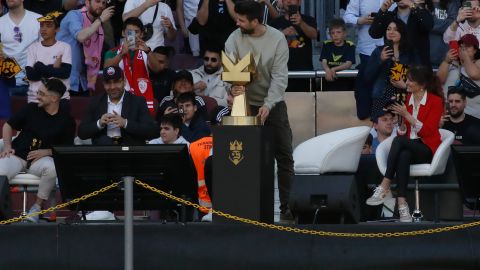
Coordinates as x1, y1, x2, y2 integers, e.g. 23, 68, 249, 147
212, 126, 274, 224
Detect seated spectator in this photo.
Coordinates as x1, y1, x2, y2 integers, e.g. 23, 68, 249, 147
0, 78, 75, 223
175, 92, 210, 142
437, 33, 480, 119
320, 18, 356, 91
361, 133, 373, 155
441, 86, 480, 144
371, 110, 395, 152
149, 113, 189, 145
148, 46, 176, 103
104, 17, 155, 115
210, 91, 233, 125
123, 0, 176, 49
0, 0, 41, 95
365, 18, 419, 117
78, 66, 159, 145
26, 11, 72, 103
57, 0, 115, 95
191, 45, 230, 107
156, 69, 207, 121
443, 0, 480, 45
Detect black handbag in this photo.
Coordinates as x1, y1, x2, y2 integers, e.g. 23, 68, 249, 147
459, 73, 480, 98
143, 3, 159, 41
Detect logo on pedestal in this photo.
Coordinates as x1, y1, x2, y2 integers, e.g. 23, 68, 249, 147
229, 140, 244, 165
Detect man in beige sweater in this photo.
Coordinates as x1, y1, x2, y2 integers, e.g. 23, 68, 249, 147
225, 0, 294, 221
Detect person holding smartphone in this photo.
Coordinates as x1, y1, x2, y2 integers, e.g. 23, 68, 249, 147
443, 0, 480, 46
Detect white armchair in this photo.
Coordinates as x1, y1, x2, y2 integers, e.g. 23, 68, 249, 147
293, 126, 371, 174
375, 129, 455, 221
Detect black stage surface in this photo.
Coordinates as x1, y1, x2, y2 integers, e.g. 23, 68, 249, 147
0, 222, 479, 270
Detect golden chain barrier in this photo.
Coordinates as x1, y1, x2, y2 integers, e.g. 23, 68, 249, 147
135, 179, 480, 238
0, 182, 120, 225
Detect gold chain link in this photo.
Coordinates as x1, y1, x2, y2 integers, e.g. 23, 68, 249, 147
0, 182, 120, 225
134, 179, 480, 238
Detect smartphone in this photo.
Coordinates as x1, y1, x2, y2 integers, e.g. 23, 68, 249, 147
384, 39, 393, 49
449, 40, 459, 56
464, 1, 472, 8
370, 12, 378, 18
393, 0, 400, 2
126, 29, 136, 50
288, 5, 299, 16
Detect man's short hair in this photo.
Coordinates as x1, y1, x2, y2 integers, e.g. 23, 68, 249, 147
43, 78, 66, 97
123, 17, 145, 32
173, 69, 194, 84
160, 113, 182, 130
329, 18, 346, 31
372, 110, 394, 124
204, 43, 222, 55
234, 0, 264, 23
176, 92, 197, 105
152, 46, 175, 58
447, 86, 467, 100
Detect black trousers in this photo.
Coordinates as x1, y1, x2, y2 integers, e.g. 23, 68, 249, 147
384, 136, 433, 197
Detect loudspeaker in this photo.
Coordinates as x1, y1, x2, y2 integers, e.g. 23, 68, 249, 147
289, 174, 360, 224
0, 176, 12, 220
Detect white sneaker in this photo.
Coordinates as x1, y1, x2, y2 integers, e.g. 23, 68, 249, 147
201, 211, 212, 222
85, 211, 116, 221
398, 204, 412, 222
366, 186, 392, 206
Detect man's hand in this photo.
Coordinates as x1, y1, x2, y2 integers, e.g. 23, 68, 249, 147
161, 16, 173, 30
194, 81, 208, 92
231, 85, 246, 97
26, 149, 51, 164
457, 6, 473, 22
100, 6, 115, 23
381, 0, 394, 12
111, 111, 127, 128
53, 55, 63, 68
0, 146, 15, 158
136, 38, 149, 52
358, 16, 374, 25
164, 106, 179, 115
99, 113, 112, 128
181, 25, 189, 37
289, 12, 303, 26
325, 69, 335, 82
282, 26, 297, 36
257, 105, 270, 125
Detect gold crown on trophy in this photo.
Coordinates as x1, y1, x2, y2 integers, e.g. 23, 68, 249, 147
230, 140, 243, 151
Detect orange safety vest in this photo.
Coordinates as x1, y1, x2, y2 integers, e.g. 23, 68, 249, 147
189, 136, 213, 213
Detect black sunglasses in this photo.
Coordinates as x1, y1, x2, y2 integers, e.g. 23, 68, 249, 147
204, 57, 218, 63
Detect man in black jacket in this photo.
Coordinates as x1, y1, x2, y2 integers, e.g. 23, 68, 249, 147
369, 0, 434, 67
78, 66, 159, 145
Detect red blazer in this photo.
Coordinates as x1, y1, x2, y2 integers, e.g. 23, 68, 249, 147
405, 92, 443, 155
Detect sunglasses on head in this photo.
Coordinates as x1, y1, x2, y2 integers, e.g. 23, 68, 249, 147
204, 57, 218, 63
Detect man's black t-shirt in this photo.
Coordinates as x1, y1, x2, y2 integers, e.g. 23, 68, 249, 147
198, 0, 237, 49
269, 14, 317, 70
149, 68, 176, 103
8, 103, 76, 160
442, 114, 480, 144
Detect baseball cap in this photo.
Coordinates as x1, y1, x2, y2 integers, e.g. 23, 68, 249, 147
173, 69, 193, 84
458, 34, 479, 49
37, 11, 63, 27
103, 66, 124, 81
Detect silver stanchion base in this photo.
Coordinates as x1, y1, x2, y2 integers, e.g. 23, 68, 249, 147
412, 210, 423, 223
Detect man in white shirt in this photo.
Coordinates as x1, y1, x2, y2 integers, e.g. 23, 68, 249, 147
0, 0, 41, 95
443, 0, 480, 43
191, 45, 229, 106
123, 0, 177, 49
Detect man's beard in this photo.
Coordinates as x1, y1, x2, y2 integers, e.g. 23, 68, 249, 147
450, 110, 464, 119
240, 27, 254, 35
204, 66, 219, 74
88, 6, 102, 18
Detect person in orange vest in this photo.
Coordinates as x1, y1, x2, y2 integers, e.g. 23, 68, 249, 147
189, 134, 213, 222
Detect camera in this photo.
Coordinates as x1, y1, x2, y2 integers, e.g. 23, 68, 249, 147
106, 0, 116, 7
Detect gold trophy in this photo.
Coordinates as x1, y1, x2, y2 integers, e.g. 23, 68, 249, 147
221, 51, 261, 126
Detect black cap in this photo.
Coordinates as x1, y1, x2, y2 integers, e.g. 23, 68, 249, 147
173, 69, 193, 84
103, 66, 124, 81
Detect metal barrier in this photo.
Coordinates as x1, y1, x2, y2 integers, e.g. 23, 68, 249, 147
287, 70, 359, 92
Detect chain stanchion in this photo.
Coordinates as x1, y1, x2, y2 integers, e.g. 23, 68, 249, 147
0, 182, 120, 225
134, 179, 480, 238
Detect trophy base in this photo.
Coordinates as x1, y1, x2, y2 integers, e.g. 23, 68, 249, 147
221, 116, 261, 126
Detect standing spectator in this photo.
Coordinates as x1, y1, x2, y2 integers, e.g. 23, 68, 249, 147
58, 0, 82, 24
344, 0, 395, 119
26, 12, 72, 103
320, 18, 356, 91
191, 45, 229, 106
225, 1, 294, 221
428, 0, 460, 68
0, 0, 41, 95
24, 0, 62, 17
148, 46, 176, 103
57, 0, 115, 95
441, 86, 480, 144
369, 0, 434, 67
196, 0, 237, 53
270, 0, 317, 92
443, 0, 480, 43
177, 0, 200, 56
123, 0, 176, 50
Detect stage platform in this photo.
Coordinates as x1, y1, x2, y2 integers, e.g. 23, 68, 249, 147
1, 221, 479, 270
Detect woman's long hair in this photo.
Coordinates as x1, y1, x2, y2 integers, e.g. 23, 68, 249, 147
384, 18, 409, 54
407, 65, 444, 99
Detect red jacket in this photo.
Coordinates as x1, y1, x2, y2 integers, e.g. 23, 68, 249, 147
405, 92, 443, 155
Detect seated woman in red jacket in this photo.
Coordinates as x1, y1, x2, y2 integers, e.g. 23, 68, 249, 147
366, 65, 444, 222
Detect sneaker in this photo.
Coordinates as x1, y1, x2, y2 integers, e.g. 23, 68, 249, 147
201, 211, 212, 222
25, 204, 41, 223
398, 204, 412, 223
85, 211, 116, 221
366, 186, 392, 206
